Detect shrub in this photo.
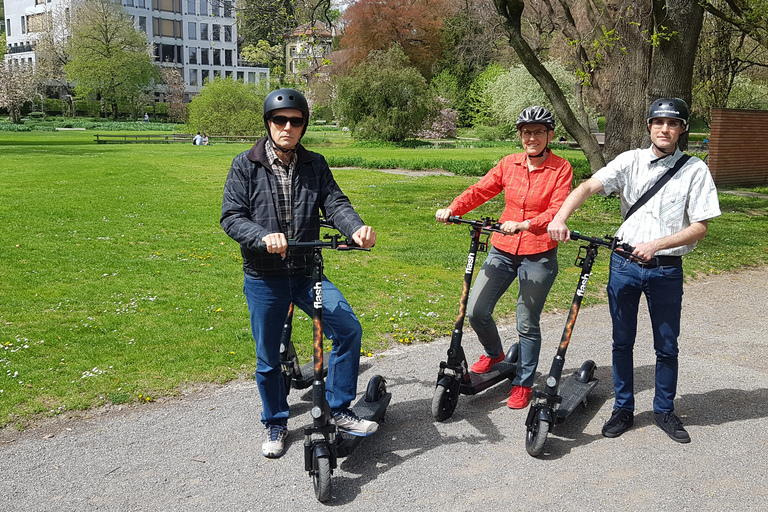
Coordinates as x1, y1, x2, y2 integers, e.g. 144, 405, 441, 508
185, 77, 268, 136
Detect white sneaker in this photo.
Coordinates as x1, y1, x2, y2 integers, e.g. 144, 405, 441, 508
262, 425, 288, 458
333, 410, 378, 437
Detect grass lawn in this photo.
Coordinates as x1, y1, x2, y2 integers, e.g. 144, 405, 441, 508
1, 130, 766, 429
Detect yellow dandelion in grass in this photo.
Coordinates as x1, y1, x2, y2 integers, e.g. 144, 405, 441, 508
230, 351, 235, 354
366, 352, 372, 357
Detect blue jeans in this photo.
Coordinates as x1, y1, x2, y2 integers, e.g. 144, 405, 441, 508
607, 253, 684, 414
243, 273, 363, 427
466, 246, 558, 387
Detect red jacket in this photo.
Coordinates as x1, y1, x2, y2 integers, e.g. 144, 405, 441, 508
448, 151, 573, 255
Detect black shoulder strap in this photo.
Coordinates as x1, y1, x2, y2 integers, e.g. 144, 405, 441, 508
624, 155, 691, 220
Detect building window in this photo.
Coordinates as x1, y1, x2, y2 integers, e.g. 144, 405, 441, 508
237, 71, 244, 81
212, 24, 220, 41
200, 23, 208, 41
5, 19, 10, 37
224, 25, 232, 42
126, 0, 134, 7
21, 16, 26, 34
187, 0, 195, 14
189, 68, 198, 86
211, 0, 220, 17
202, 69, 209, 84
188, 22, 196, 39
213, 48, 221, 66
224, 49, 232, 66
189, 47, 197, 64
138, 16, 147, 33
223, 0, 232, 17
259, 72, 267, 83
138, 0, 146, 7
225, 70, 232, 79
199, 0, 207, 15
153, 18, 183, 38
248, 72, 256, 84
201, 48, 209, 65
153, 0, 182, 13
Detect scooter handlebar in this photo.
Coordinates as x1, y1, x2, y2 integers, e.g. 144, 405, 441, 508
569, 231, 638, 259
446, 216, 505, 234
256, 234, 370, 252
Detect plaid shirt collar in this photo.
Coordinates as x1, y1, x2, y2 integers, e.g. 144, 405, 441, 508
265, 140, 296, 237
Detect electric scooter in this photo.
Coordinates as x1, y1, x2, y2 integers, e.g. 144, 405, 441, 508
524, 231, 637, 457
432, 216, 520, 421
263, 232, 392, 502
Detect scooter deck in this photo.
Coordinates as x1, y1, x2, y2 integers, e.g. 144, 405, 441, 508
286, 359, 328, 390
461, 360, 516, 395
336, 391, 392, 457
555, 373, 599, 424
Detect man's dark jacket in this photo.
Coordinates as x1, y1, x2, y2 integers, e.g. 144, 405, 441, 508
221, 137, 365, 277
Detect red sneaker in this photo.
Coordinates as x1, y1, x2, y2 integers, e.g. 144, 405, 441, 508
507, 386, 532, 409
469, 353, 505, 374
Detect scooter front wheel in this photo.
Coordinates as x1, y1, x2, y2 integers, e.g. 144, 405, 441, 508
525, 418, 550, 457
432, 380, 459, 422
312, 447, 332, 502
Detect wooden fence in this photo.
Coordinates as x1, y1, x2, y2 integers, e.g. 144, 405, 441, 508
708, 108, 768, 187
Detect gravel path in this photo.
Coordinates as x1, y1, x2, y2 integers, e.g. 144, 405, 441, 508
2, 267, 767, 511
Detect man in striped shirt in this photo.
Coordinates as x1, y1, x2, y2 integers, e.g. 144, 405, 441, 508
547, 98, 721, 443
436, 106, 573, 410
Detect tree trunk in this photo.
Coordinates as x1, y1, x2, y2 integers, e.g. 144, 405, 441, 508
493, 0, 606, 171
602, 2, 654, 162
646, 0, 704, 150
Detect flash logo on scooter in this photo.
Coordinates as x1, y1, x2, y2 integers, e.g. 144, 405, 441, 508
465, 253, 475, 274
313, 282, 323, 309
576, 273, 590, 297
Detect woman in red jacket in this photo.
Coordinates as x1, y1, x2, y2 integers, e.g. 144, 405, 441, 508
435, 106, 573, 409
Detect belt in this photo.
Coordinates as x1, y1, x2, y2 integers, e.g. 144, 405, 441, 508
635, 255, 682, 268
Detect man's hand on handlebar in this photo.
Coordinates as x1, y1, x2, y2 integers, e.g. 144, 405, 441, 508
262, 233, 288, 257
352, 225, 377, 249
547, 218, 571, 242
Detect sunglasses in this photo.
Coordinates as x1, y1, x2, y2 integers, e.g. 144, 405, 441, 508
269, 115, 306, 127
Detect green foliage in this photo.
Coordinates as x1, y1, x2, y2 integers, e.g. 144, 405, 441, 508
465, 63, 505, 127
334, 44, 438, 142
727, 75, 768, 110
185, 77, 268, 136
487, 61, 589, 140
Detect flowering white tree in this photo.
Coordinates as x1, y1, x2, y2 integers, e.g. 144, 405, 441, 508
0, 62, 37, 123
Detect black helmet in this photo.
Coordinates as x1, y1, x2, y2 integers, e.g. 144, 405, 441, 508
263, 88, 310, 139
516, 106, 555, 131
647, 98, 689, 130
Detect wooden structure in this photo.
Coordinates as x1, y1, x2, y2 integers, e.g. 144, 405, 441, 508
708, 108, 768, 187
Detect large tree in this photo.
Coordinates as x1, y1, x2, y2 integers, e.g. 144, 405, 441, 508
64, 0, 158, 119
341, 0, 448, 78
493, 0, 705, 169
238, 0, 337, 47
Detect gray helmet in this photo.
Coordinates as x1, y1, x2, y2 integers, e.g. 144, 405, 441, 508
647, 98, 689, 130
516, 106, 555, 131
263, 88, 310, 138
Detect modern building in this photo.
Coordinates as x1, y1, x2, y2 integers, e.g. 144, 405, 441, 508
3, 0, 269, 100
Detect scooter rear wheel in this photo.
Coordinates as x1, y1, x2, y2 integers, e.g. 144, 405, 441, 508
312, 448, 332, 502
432, 381, 459, 422
525, 418, 550, 457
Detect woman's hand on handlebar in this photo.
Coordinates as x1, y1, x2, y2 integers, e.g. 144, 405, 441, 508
500, 220, 529, 235
352, 225, 377, 249
435, 208, 453, 224
261, 233, 287, 257
547, 218, 571, 242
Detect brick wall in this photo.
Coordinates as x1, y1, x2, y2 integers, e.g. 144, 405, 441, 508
708, 108, 768, 187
